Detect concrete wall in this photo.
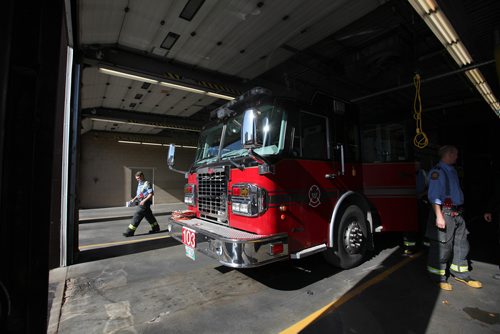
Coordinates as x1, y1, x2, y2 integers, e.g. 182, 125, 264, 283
79, 132, 195, 208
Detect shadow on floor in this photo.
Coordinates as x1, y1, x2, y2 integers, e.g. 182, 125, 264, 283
76, 235, 181, 263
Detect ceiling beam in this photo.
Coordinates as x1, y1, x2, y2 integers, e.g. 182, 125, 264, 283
81, 107, 208, 132
86, 130, 199, 146
80, 45, 248, 97
352, 59, 495, 102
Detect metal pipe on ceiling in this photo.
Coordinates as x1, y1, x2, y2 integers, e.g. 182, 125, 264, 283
352, 59, 495, 102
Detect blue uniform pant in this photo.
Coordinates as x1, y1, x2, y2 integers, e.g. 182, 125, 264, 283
427, 214, 470, 280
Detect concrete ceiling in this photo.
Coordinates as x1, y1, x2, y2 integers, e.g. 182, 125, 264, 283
75, 0, 500, 141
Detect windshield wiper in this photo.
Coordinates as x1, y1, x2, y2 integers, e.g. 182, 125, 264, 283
195, 156, 218, 165
227, 157, 245, 170
220, 149, 247, 159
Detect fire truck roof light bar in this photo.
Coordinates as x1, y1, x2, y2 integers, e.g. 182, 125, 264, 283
212, 87, 273, 120
98, 67, 235, 101
407, 0, 500, 116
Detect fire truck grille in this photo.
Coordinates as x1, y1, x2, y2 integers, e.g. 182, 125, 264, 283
197, 167, 228, 224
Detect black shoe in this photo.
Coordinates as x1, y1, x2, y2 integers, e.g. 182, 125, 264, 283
403, 249, 414, 256
148, 225, 160, 234
123, 231, 134, 237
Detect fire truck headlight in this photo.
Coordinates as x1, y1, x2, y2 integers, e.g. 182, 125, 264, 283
239, 203, 249, 213
231, 183, 267, 216
184, 184, 196, 206
232, 203, 240, 212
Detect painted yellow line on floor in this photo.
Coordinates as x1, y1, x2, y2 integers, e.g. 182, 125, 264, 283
280, 251, 423, 334
79, 235, 171, 250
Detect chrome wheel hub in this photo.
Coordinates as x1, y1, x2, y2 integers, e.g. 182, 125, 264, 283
344, 221, 364, 255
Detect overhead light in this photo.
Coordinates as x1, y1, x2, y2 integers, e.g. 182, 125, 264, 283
408, 0, 469, 65
206, 92, 235, 100
160, 81, 235, 99
448, 42, 471, 66
412, 0, 435, 13
433, 11, 458, 42
119, 140, 178, 146
97, 67, 235, 101
427, 12, 455, 44
159, 81, 206, 94
465, 69, 484, 84
118, 140, 141, 145
90, 118, 201, 132
161, 144, 197, 149
98, 68, 158, 84
408, 0, 500, 117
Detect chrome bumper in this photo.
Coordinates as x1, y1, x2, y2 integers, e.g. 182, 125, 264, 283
167, 217, 288, 268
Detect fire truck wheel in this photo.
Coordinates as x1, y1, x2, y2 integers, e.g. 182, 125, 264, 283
324, 205, 368, 269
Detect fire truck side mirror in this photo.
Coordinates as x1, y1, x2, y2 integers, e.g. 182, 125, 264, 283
241, 108, 260, 149
167, 144, 176, 166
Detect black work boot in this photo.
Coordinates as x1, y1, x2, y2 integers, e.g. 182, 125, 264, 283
123, 229, 135, 237
149, 222, 160, 234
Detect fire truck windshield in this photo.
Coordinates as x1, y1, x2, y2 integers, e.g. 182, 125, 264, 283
194, 103, 286, 166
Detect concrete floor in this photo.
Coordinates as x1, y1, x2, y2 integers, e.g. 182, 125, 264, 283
48, 207, 500, 333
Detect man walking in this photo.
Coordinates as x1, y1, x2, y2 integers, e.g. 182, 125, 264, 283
426, 145, 482, 290
123, 171, 160, 237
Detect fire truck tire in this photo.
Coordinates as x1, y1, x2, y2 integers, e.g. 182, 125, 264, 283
324, 205, 368, 269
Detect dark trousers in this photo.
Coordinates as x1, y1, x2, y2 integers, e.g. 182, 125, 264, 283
417, 199, 429, 242
427, 214, 470, 280
131, 204, 157, 228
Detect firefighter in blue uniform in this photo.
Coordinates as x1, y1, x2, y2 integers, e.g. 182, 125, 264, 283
426, 145, 482, 290
123, 171, 160, 237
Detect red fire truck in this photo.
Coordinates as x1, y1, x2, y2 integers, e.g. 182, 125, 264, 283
167, 87, 418, 269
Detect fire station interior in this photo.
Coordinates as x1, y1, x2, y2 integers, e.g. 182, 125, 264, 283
1, 0, 500, 333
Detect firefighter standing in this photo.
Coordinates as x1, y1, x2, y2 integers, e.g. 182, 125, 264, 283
426, 145, 482, 290
123, 171, 160, 237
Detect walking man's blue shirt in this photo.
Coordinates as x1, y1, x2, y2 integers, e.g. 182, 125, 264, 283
137, 180, 153, 199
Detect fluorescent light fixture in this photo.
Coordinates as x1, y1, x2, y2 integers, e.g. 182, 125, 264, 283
454, 42, 472, 65
477, 82, 490, 96
119, 141, 168, 146
97, 67, 235, 101
161, 81, 235, 100
91, 118, 200, 132
409, 0, 470, 65
433, 11, 458, 43
428, 13, 454, 44
118, 140, 141, 144
206, 92, 235, 100
408, 0, 500, 117
162, 144, 197, 149
448, 43, 471, 66
98, 68, 158, 84
484, 94, 495, 104
465, 69, 484, 84
160, 81, 206, 94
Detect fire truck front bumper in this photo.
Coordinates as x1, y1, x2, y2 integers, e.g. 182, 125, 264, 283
167, 217, 288, 268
